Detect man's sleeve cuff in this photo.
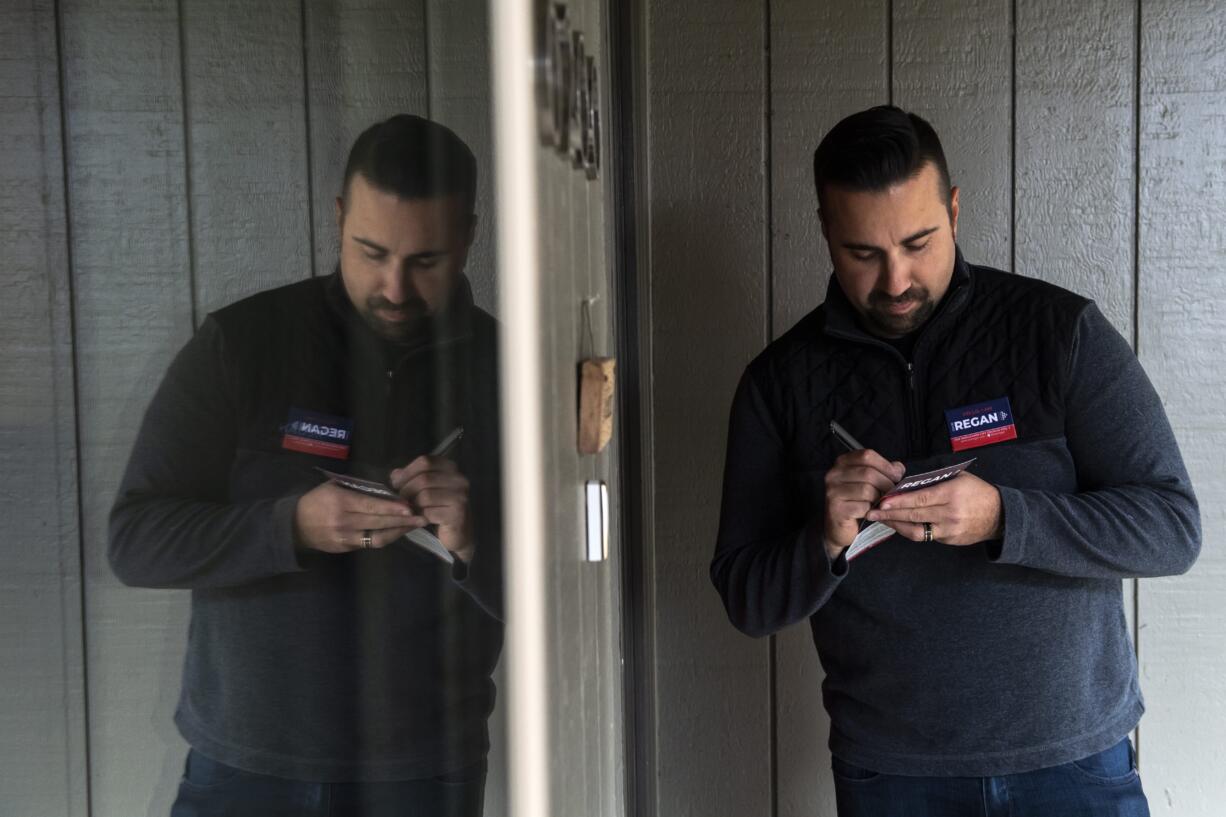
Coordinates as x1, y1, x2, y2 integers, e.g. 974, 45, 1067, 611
271, 493, 308, 573
989, 485, 1028, 565
807, 519, 849, 578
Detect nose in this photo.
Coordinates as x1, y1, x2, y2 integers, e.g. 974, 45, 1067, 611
878, 252, 912, 298
381, 264, 415, 306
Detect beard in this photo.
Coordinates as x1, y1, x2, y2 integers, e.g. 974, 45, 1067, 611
359, 295, 431, 342
864, 286, 937, 337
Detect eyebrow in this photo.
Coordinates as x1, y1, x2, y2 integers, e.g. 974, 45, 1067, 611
841, 226, 940, 252
353, 236, 446, 259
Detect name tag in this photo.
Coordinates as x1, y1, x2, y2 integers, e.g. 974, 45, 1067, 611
944, 396, 1017, 452
281, 408, 352, 460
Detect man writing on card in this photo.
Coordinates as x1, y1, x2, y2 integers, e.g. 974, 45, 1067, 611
710, 106, 1200, 816
109, 115, 502, 817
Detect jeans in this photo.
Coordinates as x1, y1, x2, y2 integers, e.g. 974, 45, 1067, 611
168, 750, 487, 817
832, 738, 1150, 817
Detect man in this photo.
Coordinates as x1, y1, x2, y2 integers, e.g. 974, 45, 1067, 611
109, 115, 502, 817
710, 106, 1200, 816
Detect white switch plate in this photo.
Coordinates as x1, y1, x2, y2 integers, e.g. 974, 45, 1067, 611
584, 480, 608, 562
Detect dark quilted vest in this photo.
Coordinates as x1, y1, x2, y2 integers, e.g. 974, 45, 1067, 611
755, 250, 1090, 492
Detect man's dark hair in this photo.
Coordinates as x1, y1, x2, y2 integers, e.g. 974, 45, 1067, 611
341, 114, 477, 214
813, 105, 951, 216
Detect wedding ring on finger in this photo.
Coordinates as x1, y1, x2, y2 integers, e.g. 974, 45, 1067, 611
923, 522, 933, 543
361, 530, 373, 549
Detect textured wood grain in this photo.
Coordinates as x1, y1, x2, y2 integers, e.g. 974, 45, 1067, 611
182, 0, 313, 314
645, 2, 772, 815
0, 2, 88, 814
894, 0, 1012, 270
1136, 1, 1226, 814
1014, 0, 1141, 707
305, 0, 429, 279
427, 0, 498, 314
57, 0, 195, 813
771, 0, 890, 335
1015, 0, 1136, 329
769, 3, 889, 815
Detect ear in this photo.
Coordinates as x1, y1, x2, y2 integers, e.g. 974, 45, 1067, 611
334, 196, 344, 230
948, 186, 960, 241
818, 208, 829, 241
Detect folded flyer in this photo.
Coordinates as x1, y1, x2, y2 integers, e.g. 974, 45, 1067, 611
315, 468, 455, 564
845, 458, 976, 561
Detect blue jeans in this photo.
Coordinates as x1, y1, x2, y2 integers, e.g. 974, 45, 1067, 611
832, 738, 1150, 817
168, 750, 486, 817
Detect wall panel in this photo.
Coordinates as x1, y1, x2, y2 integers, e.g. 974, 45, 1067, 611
645, 2, 771, 815
182, 0, 313, 314
427, 0, 498, 313
768, 3, 888, 816
58, 0, 196, 813
1015, 0, 1136, 329
305, 0, 430, 279
893, 0, 1013, 270
770, 0, 889, 335
0, 1, 88, 814
1137, 2, 1226, 814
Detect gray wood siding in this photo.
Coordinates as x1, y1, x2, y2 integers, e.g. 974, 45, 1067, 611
1, 2, 88, 814
641, 1, 1226, 816
5, 2, 512, 814
1137, 2, 1226, 813
644, 1, 772, 816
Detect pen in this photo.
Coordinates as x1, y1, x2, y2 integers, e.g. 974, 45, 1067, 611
430, 426, 465, 459
829, 420, 865, 452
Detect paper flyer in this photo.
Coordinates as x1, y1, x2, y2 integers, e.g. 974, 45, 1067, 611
845, 458, 976, 561
315, 468, 455, 564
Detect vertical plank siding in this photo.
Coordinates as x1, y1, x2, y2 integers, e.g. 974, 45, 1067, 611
426, 0, 498, 313
0, 1, 87, 814
644, 2, 772, 816
58, 0, 196, 813
893, 0, 1013, 270
305, 0, 430, 279
180, 0, 313, 315
1137, 2, 1226, 815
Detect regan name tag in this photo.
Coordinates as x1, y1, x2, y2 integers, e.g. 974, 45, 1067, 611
281, 408, 352, 460
944, 397, 1017, 452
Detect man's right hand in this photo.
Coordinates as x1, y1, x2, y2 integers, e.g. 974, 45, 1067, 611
293, 482, 429, 553
823, 450, 906, 562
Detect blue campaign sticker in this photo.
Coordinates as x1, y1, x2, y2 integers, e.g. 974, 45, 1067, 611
944, 396, 1018, 452
281, 408, 353, 459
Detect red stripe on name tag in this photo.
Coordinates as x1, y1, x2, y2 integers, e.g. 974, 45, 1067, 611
282, 434, 350, 460
950, 424, 1018, 452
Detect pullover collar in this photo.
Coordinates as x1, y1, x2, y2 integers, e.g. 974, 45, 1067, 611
822, 246, 975, 361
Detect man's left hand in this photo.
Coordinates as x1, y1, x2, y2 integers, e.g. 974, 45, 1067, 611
865, 472, 1004, 546
390, 456, 475, 563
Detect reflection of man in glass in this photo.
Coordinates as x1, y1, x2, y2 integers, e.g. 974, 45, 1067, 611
109, 115, 502, 817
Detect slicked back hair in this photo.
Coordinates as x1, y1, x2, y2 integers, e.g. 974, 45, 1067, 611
813, 105, 952, 218
341, 114, 477, 215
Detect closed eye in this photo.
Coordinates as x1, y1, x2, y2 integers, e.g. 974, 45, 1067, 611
905, 240, 930, 254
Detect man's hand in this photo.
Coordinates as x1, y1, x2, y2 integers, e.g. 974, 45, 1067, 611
390, 456, 475, 563
865, 472, 1003, 546
824, 450, 906, 562
294, 482, 427, 553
